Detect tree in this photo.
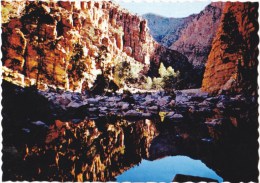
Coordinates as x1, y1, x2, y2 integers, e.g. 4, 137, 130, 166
159, 62, 167, 78
145, 76, 153, 90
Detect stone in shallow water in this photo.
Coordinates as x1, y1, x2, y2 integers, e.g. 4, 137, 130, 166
172, 114, 183, 119
31, 121, 48, 128
201, 138, 214, 143
22, 128, 30, 133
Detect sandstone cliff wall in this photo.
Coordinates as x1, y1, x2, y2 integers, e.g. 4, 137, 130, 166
2, 1, 156, 92
202, 2, 258, 95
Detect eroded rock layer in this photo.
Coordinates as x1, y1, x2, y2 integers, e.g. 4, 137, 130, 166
2, 1, 156, 92
202, 2, 258, 94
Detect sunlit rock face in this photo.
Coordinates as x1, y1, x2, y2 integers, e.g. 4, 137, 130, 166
144, 3, 225, 87
170, 2, 225, 68
1, 1, 157, 92
202, 2, 258, 95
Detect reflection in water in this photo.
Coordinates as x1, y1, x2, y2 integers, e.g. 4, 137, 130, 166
116, 156, 223, 182
10, 118, 158, 181
2, 100, 258, 182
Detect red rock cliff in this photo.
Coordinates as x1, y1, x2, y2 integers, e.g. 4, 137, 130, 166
170, 2, 225, 68
1, 1, 156, 92
202, 2, 258, 94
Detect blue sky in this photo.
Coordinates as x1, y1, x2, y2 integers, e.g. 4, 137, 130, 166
115, 1, 211, 18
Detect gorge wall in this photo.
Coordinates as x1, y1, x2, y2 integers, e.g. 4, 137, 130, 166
144, 3, 225, 69
144, 3, 225, 87
1, 1, 156, 92
202, 2, 258, 95
2, 0, 194, 92
170, 3, 225, 68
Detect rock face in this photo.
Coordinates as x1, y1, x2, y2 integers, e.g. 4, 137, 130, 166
202, 2, 258, 95
142, 13, 195, 47
2, 1, 193, 92
170, 2, 225, 68
1, 1, 156, 92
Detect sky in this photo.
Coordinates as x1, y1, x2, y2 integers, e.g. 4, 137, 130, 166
115, 1, 211, 18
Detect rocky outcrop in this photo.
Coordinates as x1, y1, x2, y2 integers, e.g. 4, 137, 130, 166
2, 1, 194, 92
142, 13, 195, 47
1, 1, 156, 92
170, 2, 225, 68
202, 2, 258, 95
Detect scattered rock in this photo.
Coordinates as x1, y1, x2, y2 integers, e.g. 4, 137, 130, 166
201, 138, 214, 143
142, 99, 155, 106
99, 107, 108, 111
124, 110, 141, 117
148, 106, 158, 111
58, 97, 71, 106
205, 118, 223, 126
172, 114, 183, 119
168, 100, 175, 107
87, 98, 99, 104
165, 112, 175, 119
142, 113, 152, 118
22, 128, 30, 133
121, 103, 129, 110
31, 121, 48, 128
157, 97, 169, 106
88, 108, 98, 112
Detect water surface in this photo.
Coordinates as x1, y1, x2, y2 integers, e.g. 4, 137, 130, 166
117, 156, 223, 182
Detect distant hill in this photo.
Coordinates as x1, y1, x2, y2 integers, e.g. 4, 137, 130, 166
142, 13, 195, 47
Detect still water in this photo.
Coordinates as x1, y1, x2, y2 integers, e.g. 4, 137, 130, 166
3, 104, 258, 182
117, 156, 223, 182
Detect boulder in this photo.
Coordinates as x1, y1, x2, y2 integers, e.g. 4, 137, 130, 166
124, 110, 141, 117
121, 103, 129, 110
147, 106, 158, 111
172, 114, 183, 119
165, 112, 175, 120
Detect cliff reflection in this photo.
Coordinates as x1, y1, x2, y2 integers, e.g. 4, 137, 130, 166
21, 118, 158, 181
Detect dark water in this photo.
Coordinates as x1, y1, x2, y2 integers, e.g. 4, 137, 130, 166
2, 103, 258, 182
